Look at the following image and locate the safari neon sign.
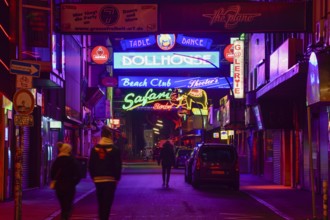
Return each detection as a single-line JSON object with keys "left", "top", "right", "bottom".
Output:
{"left": 122, "top": 88, "right": 208, "bottom": 112}
{"left": 122, "top": 89, "right": 172, "bottom": 110}
{"left": 113, "top": 51, "right": 220, "bottom": 69}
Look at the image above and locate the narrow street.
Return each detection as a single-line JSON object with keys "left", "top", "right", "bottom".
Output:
{"left": 55, "top": 161, "right": 285, "bottom": 220}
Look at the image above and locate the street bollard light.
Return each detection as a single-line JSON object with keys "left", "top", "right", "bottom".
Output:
{"left": 323, "top": 180, "right": 328, "bottom": 220}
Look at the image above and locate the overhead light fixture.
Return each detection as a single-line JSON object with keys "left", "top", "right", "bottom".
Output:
{"left": 156, "top": 123, "right": 163, "bottom": 127}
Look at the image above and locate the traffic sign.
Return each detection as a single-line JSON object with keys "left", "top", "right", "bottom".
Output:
{"left": 10, "top": 60, "right": 40, "bottom": 77}
{"left": 13, "top": 89, "right": 35, "bottom": 115}
{"left": 14, "top": 115, "right": 34, "bottom": 127}
{"left": 16, "top": 75, "right": 33, "bottom": 89}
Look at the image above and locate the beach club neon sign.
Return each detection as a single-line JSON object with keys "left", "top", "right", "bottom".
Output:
{"left": 113, "top": 51, "right": 220, "bottom": 69}
{"left": 118, "top": 76, "right": 233, "bottom": 89}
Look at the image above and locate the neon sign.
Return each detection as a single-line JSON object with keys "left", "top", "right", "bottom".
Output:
{"left": 122, "top": 88, "right": 172, "bottom": 110}
{"left": 91, "top": 46, "right": 109, "bottom": 64}
{"left": 122, "top": 88, "right": 209, "bottom": 112}
{"left": 120, "top": 35, "right": 156, "bottom": 50}
{"left": 118, "top": 76, "right": 232, "bottom": 89}
{"left": 113, "top": 51, "right": 220, "bottom": 69}
{"left": 176, "top": 34, "right": 213, "bottom": 49}
{"left": 233, "top": 40, "right": 244, "bottom": 98}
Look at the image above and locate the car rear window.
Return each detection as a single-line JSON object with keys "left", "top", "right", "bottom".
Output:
{"left": 178, "top": 150, "right": 192, "bottom": 156}
{"left": 200, "top": 147, "right": 236, "bottom": 163}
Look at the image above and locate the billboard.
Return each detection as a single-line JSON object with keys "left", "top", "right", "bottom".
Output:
{"left": 60, "top": 4, "right": 157, "bottom": 33}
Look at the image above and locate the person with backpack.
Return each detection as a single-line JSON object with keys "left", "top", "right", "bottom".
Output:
{"left": 89, "top": 125, "right": 122, "bottom": 220}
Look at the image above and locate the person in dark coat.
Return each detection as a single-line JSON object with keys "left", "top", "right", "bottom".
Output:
{"left": 89, "top": 125, "right": 122, "bottom": 220}
{"left": 51, "top": 143, "right": 82, "bottom": 220}
{"left": 159, "top": 140, "right": 175, "bottom": 188}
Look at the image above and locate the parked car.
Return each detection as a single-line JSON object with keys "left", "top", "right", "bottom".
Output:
{"left": 174, "top": 148, "right": 192, "bottom": 168}
{"left": 190, "top": 143, "right": 239, "bottom": 190}
{"left": 184, "top": 147, "right": 199, "bottom": 183}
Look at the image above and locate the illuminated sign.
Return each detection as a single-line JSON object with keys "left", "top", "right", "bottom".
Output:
{"left": 113, "top": 51, "right": 220, "bottom": 69}
{"left": 122, "top": 88, "right": 172, "bottom": 110}
{"left": 50, "top": 120, "right": 62, "bottom": 129}
{"left": 233, "top": 40, "right": 244, "bottom": 98}
{"left": 118, "top": 76, "right": 233, "bottom": 89}
{"left": 157, "top": 34, "right": 176, "bottom": 50}
{"left": 91, "top": 46, "right": 109, "bottom": 64}
{"left": 120, "top": 35, "right": 156, "bottom": 50}
{"left": 122, "top": 88, "right": 208, "bottom": 111}
{"left": 224, "top": 44, "right": 234, "bottom": 63}
{"left": 176, "top": 34, "right": 213, "bottom": 49}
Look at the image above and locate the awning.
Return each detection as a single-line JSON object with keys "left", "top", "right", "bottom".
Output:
{"left": 256, "top": 62, "right": 308, "bottom": 100}
{"left": 33, "top": 72, "right": 64, "bottom": 88}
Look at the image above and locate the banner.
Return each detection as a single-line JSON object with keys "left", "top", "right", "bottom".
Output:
{"left": 60, "top": 4, "right": 157, "bottom": 33}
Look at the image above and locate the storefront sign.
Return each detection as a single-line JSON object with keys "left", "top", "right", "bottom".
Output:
{"left": 224, "top": 44, "right": 234, "bottom": 63}
{"left": 159, "top": 2, "right": 308, "bottom": 33}
{"left": 60, "top": 4, "right": 157, "bottom": 33}
{"left": 122, "top": 88, "right": 172, "bottom": 110}
{"left": 25, "top": 9, "right": 49, "bottom": 47}
{"left": 233, "top": 40, "right": 244, "bottom": 98}
{"left": 120, "top": 35, "right": 156, "bottom": 50}
{"left": 91, "top": 46, "right": 109, "bottom": 64}
{"left": 113, "top": 51, "right": 220, "bottom": 69}
{"left": 118, "top": 76, "right": 232, "bottom": 89}
{"left": 176, "top": 34, "right": 213, "bottom": 49}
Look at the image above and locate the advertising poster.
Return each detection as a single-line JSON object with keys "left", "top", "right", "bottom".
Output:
{"left": 60, "top": 4, "right": 157, "bottom": 33}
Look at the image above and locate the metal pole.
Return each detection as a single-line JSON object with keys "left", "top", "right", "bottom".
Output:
{"left": 14, "top": 126, "right": 23, "bottom": 220}
{"left": 307, "top": 106, "right": 316, "bottom": 219}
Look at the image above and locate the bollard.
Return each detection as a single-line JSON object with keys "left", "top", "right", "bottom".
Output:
{"left": 323, "top": 180, "right": 328, "bottom": 220}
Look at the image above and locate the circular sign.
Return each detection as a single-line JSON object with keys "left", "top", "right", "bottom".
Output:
{"left": 13, "top": 89, "right": 35, "bottom": 115}
{"left": 157, "top": 34, "right": 176, "bottom": 50}
{"left": 224, "top": 44, "right": 234, "bottom": 63}
{"left": 91, "top": 46, "right": 110, "bottom": 64}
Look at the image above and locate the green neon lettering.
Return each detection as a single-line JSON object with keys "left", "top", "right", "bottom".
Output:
{"left": 122, "top": 88, "right": 172, "bottom": 110}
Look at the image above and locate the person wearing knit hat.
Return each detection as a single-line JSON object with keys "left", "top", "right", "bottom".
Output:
{"left": 50, "top": 142, "right": 82, "bottom": 220}
{"left": 89, "top": 125, "right": 122, "bottom": 220}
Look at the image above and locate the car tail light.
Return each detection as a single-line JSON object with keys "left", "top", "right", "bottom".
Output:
{"left": 196, "top": 157, "right": 201, "bottom": 170}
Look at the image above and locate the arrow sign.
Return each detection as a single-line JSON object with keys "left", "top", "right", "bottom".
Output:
{"left": 10, "top": 60, "right": 40, "bottom": 77}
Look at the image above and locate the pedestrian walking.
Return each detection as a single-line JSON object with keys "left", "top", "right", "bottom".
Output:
{"left": 50, "top": 142, "right": 82, "bottom": 220}
{"left": 159, "top": 140, "right": 175, "bottom": 188}
{"left": 89, "top": 125, "right": 122, "bottom": 220}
